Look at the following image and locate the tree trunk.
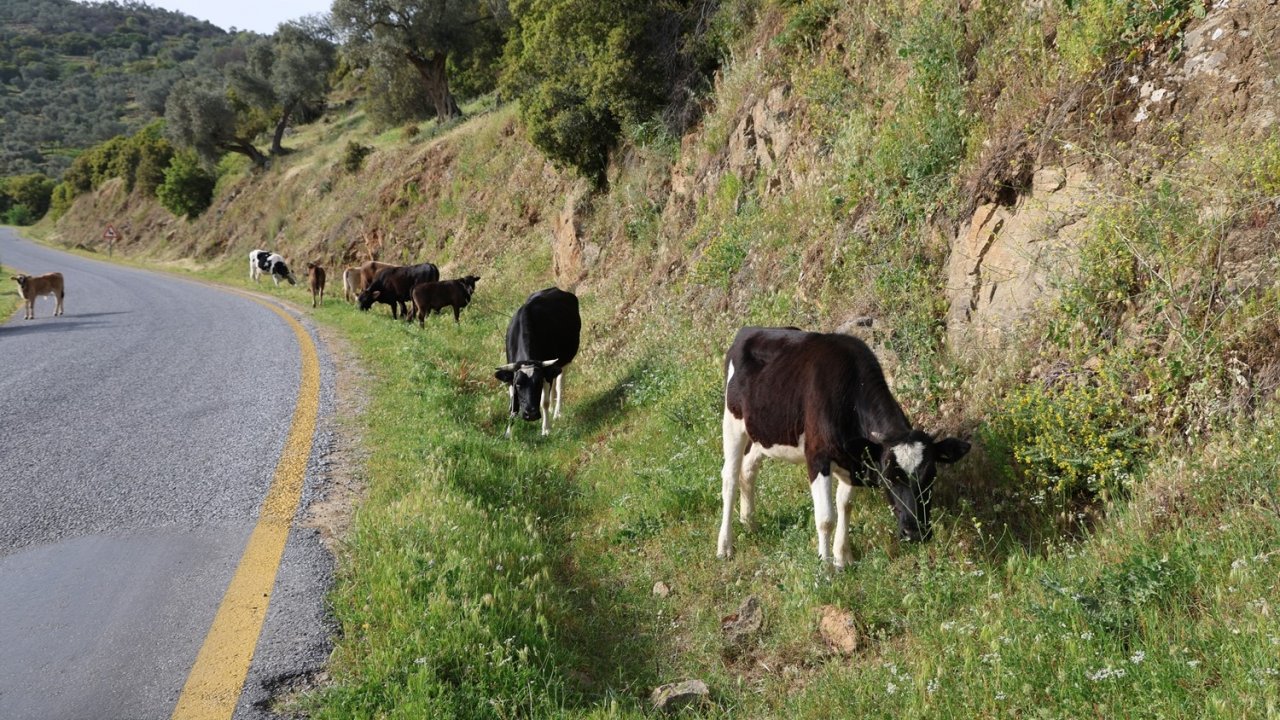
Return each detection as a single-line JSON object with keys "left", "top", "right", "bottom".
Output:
{"left": 223, "top": 139, "right": 268, "bottom": 168}
{"left": 407, "top": 51, "right": 462, "bottom": 122}
{"left": 271, "top": 101, "right": 296, "bottom": 156}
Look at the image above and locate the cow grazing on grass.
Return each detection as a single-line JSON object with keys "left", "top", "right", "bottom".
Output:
{"left": 357, "top": 262, "right": 439, "bottom": 319}
{"left": 342, "top": 267, "right": 364, "bottom": 303}
{"left": 494, "top": 287, "right": 580, "bottom": 436}
{"left": 408, "top": 275, "right": 479, "bottom": 326}
{"left": 10, "top": 273, "right": 64, "bottom": 320}
{"left": 358, "top": 260, "right": 398, "bottom": 288}
{"left": 307, "top": 263, "right": 326, "bottom": 307}
{"left": 249, "top": 250, "right": 297, "bottom": 286}
{"left": 717, "top": 326, "right": 970, "bottom": 568}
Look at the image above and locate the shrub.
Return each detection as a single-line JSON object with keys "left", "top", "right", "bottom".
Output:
{"left": 984, "top": 372, "right": 1145, "bottom": 503}
{"left": 156, "top": 152, "right": 215, "bottom": 219}
{"left": 48, "top": 182, "right": 76, "bottom": 221}
{"left": 341, "top": 141, "right": 373, "bottom": 173}
{"left": 3, "top": 204, "right": 34, "bottom": 226}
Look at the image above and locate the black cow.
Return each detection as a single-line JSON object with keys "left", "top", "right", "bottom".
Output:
{"left": 717, "top": 326, "right": 969, "bottom": 568}
{"left": 357, "top": 262, "right": 440, "bottom": 319}
{"left": 407, "top": 275, "right": 479, "bottom": 326}
{"left": 494, "top": 287, "right": 580, "bottom": 436}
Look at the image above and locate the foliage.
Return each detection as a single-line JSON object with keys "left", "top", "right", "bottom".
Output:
{"left": 0, "top": 173, "right": 55, "bottom": 224}
{"left": 155, "top": 151, "right": 215, "bottom": 218}
{"left": 501, "top": 0, "right": 665, "bottom": 185}
{"left": 1058, "top": 0, "right": 1206, "bottom": 75}
{"left": 331, "top": 0, "right": 510, "bottom": 121}
{"left": 986, "top": 373, "right": 1145, "bottom": 501}
{"left": 63, "top": 120, "right": 175, "bottom": 195}
{"left": 341, "top": 141, "right": 373, "bottom": 173}
{"left": 227, "top": 22, "right": 337, "bottom": 154}
{"left": 164, "top": 78, "right": 268, "bottom": 167}
{"left": 0, "top": 0, "right": 233, "bottom": 177}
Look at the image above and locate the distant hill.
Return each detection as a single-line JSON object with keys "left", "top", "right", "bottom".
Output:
{"left": 0, "top": 0, "right": 241, "bottom": 177}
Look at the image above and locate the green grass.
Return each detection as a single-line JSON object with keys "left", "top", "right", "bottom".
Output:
{"left": 0, "top": 264, "right": 21, "bottom": 319}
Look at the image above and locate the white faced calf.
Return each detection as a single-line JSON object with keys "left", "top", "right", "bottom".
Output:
{"left": 718, "top": 326, "right": 969, "bottom": 568}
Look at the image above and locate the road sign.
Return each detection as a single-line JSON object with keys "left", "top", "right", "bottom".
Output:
{"left": 103, "top": 224, "right": 118, "bottom": 240}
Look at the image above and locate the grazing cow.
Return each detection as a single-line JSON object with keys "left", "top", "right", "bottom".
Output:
{"left": 344, "top": 260, "right": 398, "bottom": 304}
{"left": 407, "top": 275, "right": 479, "bottom": 326}
{"left": 717, "top": 326, "right": 970, "bottom": 568}
{"left": 307, "top": 263, "right": 326, "bottom": 308}
{"left": 494, "top": 287, "right": 580, "bottom": 436}
{"left": 342, "top": 267, "right": 364, "bottom": 303}
{"left": 249, "top": 250, "right": 297, "bottom": 286}
{"left": 10, "top": 273, "right": 65, "bottom": 320}
{"left": 357, "top": 260, "right": 399, "bottom": 288}
{"left": 357, "top": 262, "right": 439, "bottom": 319}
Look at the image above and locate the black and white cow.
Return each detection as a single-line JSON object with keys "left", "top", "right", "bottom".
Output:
{"left": 494, "top": 287, "right": 580, "bottom": 436}
{"left": 718, "top": 326, "right": 970, "bottom": 568}
{"left": 249, "top": 250, "right": 297, "bottom": 286}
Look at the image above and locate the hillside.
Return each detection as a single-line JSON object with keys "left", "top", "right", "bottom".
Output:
{"left": 0, "top": 0, "right": 234, "bottom": 177}
{"left": 41, "top": 0, "right": 1280, "bottom": 717}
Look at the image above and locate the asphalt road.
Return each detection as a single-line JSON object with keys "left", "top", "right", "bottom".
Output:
{"left": 0, "top": 230, "right": 336, "bottom": 719}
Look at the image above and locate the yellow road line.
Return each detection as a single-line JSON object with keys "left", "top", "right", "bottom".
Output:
{"left": 171, "top": 296, "right": 321, "bottom": 720}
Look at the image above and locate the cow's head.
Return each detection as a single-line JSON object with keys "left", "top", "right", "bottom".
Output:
{"left": 273, "top": 261, "right": 297, "bottom": 285}
{"left": 495, "top": 358, "right": 559, "bottom": 422}
{"left": 10, "top": 275, "right": 29, "bottom": 294}
{"left": 876, "top": 430, "right": 970, "bottom": 542}
{"left": 356, "top": 287, "right": 379, "bottom": 311}
{"left": 461, "top": 275, "right": 480, "bottom": 293}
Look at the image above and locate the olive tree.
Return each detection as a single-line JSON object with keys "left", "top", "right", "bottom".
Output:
{"left": 331, "top": 0, "right": 508, "bottom": 122}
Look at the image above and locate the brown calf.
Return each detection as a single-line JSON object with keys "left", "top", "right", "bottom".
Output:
{"left": 408, "top": 275, "right": 479, "bottom": 326}
{"left": 307, "top": 263, "right": 326, "bottom": 308}
{"left": 10, "top": 273, "right": 65, "bottom": 320}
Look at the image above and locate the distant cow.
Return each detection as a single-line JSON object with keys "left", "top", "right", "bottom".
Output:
{"left": 357, "top": 262, "right": 439, "bottom": 319}
{"left": 344, "top": 260, "right": 398, "bottom": 304}
{"left": 10, "top": 273, "right": 64, "bottom": 320}
{"left": 307, "top": 263, "right": 326, "bottom": 308}
{"left": 249, "top": 250, "right": 297, "bottom": 286}
{"left": 341, "top": 267, "right": 363, "bottom": 303}
{"left": 494, "top": 287, "right": 580, "bottom": 436}
{"left": 407, "top": 275, "right": 479, "bottom": 326}
{"left": 717, "top": 326, "right": 970, "bottom": 568}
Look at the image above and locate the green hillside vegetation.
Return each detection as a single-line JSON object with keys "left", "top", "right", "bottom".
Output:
{"left": 0, "top": 0, "right": 236, "bottom": 178}
{"left": 31, "top": 0, "right": 1280, "bottom": 717}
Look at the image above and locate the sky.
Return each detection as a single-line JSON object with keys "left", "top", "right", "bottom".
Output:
{"left": 105, "top": 0, "right": 334, "bottom": 35}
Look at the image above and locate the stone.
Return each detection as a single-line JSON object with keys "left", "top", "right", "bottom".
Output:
{"left": 650, "top": 679, "right": 709, "bottom": 714}
{"left": 721, "top": 595, "right": 764, "bottom": 646}
{"left": 653, "top": 581, "right": 671, "bottom": 598}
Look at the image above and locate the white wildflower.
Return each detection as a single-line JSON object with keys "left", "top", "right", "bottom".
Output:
{"left": 1188, "top": 660, "right": 1202, "bottom": 668}
{"left": 1130, "top": 650, "right": 1146, "bottom": 665}
{"left": 1080, "top": 631, "right": 1094, "bottom": 641}
{"left": 886, "top": 681, "right": 898, "bottom": 695}
{"left": 1088, "top": 666, "right": 1127, "bottom": 682}
{"left": 927, "top": 679, "right": 940, "bottom": 694}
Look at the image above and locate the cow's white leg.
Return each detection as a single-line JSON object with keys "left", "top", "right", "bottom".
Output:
{"left": 833, "top": 479, "right": 854, "bottom": 569}
{"left": 552, "top": 370, "right": 565, "bottom": 420}
{"left": 540, "top": 381, "right": 550, "bottom": 430}
{"left": 739, "top": 442, "right": 765, "bottom": 531}
{"left": 719, "top": 408, "right": 750, "bottom": 559}
{"left": 811, "top": 473, "right": 834, "bottom": 564}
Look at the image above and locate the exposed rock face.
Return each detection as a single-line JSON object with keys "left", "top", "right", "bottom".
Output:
{"left": 946, "top": 165, "right": 1094, "bottom": 356}
{"left": 727, "top": 85, "right": 793, "bottom": 184}
{"left": 552, "top": 187, "right": 597, "bottom": 287}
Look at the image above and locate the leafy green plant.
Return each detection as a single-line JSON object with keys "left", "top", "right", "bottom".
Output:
{"left": 156, "top": 151, "right": 215, "bottom": 219}
{"left": 340, "top": 141, "right": 373, "bottom": 174}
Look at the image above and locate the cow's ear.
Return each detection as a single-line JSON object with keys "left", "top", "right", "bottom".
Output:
{"left": 934, "top": 437, "right": 971, "bottom": 464}
{"left": 495, "top": 368, "right": 515, "bottom": 384}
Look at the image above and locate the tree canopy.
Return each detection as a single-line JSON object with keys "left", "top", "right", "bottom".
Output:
{"left": 331, "top": 0, "right": 509, "bottom": 122}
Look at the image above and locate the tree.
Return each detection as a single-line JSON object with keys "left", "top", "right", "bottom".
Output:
{"left": 156, "top": 151, "right": 216, "bottom": 218}
{"left": 331, "top": 0, "right": 509, "bottom": 122}
{"left": 501, "top": 0, "right": 663, "bottom": 186}
{"left": 164, "top": 78, "right": 269, "bottom": 167}
{"left": 228, "top": 19, "right": 337, "bottom": 155}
